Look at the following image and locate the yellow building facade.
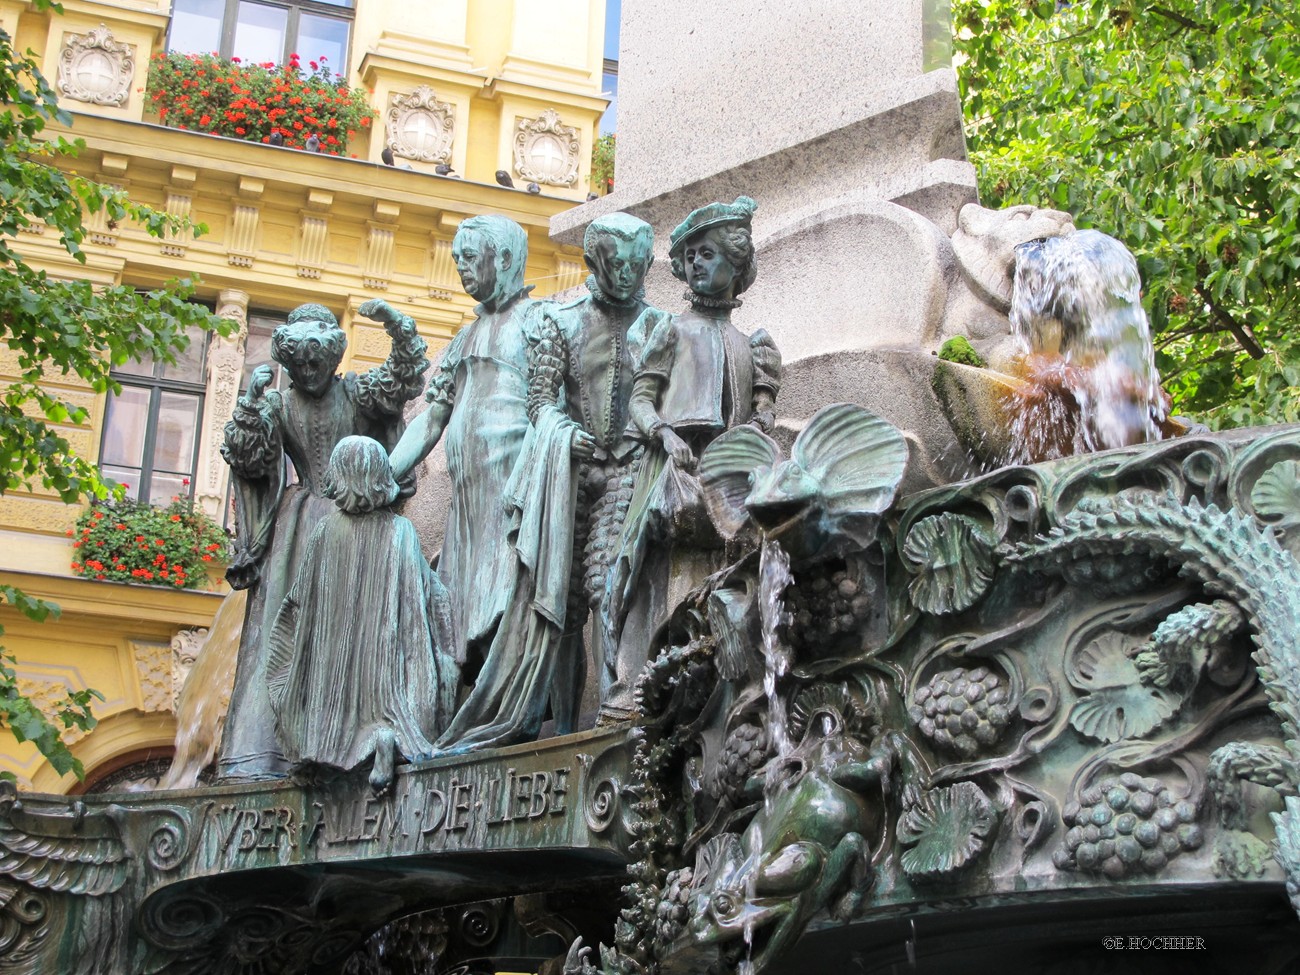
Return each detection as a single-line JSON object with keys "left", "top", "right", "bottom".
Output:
{"left": 0, "top": 0, "right": 605, "bottom": 791}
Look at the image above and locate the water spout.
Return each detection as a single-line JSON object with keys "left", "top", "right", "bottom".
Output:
{"left": 1005, "top": 229, "right": 1166, "bottom": 461}
{"left": 758, "top": 538, "right": 794, "bottom": 764}
{"left": 160, "top": 589, "right": 245, "bottom": 790}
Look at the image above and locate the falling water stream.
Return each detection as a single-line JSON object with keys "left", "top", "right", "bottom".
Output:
{"left": 160, "top": 588, "right": 245, "bottom": 790}
{"left": 757, "top": 537, "right": 795, "bottom": 763}
{"left": 745, "top": 536, "right": 799, "bottom": 974}
{"left": 1004, "top": 229, "right": 1166, "bottom": 462}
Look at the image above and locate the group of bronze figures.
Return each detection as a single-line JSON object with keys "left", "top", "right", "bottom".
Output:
{"left": 6, "top": 189, "right": 1300, "bottom": 974}
{"left": 219, "top": 198, "right": 781, "bottom": 791}
{"left": 202, "top": 193, "right": 1300, "bottom": 975}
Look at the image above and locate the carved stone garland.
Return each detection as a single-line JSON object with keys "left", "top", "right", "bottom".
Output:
{"left": 513, "top": 109, "right": 581, "bottom": 187}
{"left": 386, "top": 86, "right": 455, "bottom": 164}
{"left": 193, "top": 290, "right": 248, "bottom": 519}
{"left": 57, "top": 24, "right": 134, "bottom": 108}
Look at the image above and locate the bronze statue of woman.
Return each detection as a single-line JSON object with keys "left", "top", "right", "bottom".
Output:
{"left": 219, "top": 300, "right": 427, "bottom": 780}
{"left": 389, "top": 216, "right": 543, "bottom": 684}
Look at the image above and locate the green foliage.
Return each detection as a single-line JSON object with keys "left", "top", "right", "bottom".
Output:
{"left": 2, "top": 27, "right": 232, "bottom": 504}
{"left": 953, "top": 0, "right": 1300, "bottom": 427}
{"left": 592, "top": 132, "right": 616, "bottom": 193}
{"left": 2, "top": 9, "right": 230, "bottom": 779}
{"left": 0, "top": 586, "right": 101, "bottom": 781}
{"left": 70, "top": 496, "right": 228, "bottom": 589}
{"left": 145, "top": 51, "right": 377, "bottom": 153}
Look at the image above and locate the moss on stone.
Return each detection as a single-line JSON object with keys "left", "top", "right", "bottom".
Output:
{"left": 938, "top": 336, "right": 987, "bottom": 369}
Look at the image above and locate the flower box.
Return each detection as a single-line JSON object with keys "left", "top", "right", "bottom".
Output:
{"left": 69, "top": 496, "right": 229, "bottom": 590}
{"left": 145, "top": 52, "right": 376, "bottom": 155}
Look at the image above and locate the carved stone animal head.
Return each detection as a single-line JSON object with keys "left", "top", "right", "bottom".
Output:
{"left": 951, "top": 203, "right": 1075, "bottom": 313}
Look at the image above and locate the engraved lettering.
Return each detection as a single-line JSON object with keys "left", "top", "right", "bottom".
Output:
{"left": 256, "top": 808, "right": 277, "bottom": 850}
{"left": 513, "top": 771, "right": 534, "bottom": 820}
{"left": 327, "top": 797, "right": 356, "bottom": 845}
{"left": 360, "top": 798, "right": 383, "bottom": 841}
{"left": 274, "top": 807, "right": 295, "bottom": 848}
{"left": 219, "top": 804, "right": 243, "bottom": 854}
{"left": 529, "top": 772, "right": 550, "bottom": 818}
{"left": 236, "top": 810, "right": 261, "bottom": 852}
{"left": 446, "top": 781, "right": 472, "bottom": 832}
{"left": 304, "top": 803, "right": 327, "bottom": 847}
{"left": 421, "top": 788, "right": 447, "bottom": 835}
{"left": 483, "top": 776, "right": 504, "bottom": 825}
{"left": 502, "top": 769, "right": 517, "bottom": 823}
{"left": 220, "top": 754, "right": 605, "bottom": 861}
{"left": 550, "top": 767, "right": 570, "bottom": 814}
{"left": 388, "top": 789, "right": 412, "bottom": 838}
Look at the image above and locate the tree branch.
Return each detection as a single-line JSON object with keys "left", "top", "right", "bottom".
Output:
{"left": 1148, "top": 5, "right": 1216, "bottom": 33}
{"left": 1194, "top": 283, "right": 1265, "bottom": 359}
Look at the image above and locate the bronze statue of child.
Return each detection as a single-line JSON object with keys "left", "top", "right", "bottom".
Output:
{"left": 602, "top": 196, "right": 782, "bottom": 720}
{"left": 266, "top": 435, "right": 456, "bottom": 794}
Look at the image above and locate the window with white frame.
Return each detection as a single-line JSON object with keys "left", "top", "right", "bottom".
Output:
{"left": 99, "top": 326, "right": 209, "bottom": 505}
{"left": 168, "top": 0, "right": 353, "bottom": 71}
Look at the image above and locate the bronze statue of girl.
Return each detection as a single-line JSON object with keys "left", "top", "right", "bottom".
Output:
{"left": 266, "top": 436, "right": 456, "bottom": 794}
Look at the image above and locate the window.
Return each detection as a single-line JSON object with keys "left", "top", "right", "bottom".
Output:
{"left": 224, "top": 310, "right": 292, "bottom": 531}
{"left": 168, "top": 0, "right": 353, "bottom": 70}
{"left": 100, "top": 326, "right": 209, "bottom": 505}
{"left": 239, "top": 310, "right": 290, "bottom": 392}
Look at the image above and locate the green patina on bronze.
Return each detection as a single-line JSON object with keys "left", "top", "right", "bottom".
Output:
{"left": 7, "top": 199, "right": 1300, "bottom": 975}
{"left": 219, "top": 300, "right": 429, "bottom": 782}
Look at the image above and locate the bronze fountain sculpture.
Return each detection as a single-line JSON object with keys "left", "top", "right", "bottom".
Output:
{"left": 3, "top": 187, "right": 1300, "bottom": 975}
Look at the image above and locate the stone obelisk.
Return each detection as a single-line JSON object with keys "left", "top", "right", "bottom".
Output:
{"left": 552, "top": 0, "right": 985, "bottom": 487}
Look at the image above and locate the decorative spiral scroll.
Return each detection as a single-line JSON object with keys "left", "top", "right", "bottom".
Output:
{"left": 144, "top": 805, "right": 201, "bottom": 873}
{"left": 280, "top": 925, "right": 316, "bottom": 950}
{"left": 584, "top": 777, "right": 619, "bottom": 833}
{"left": 0, "top": 915, "right": 24, "bottom": 957}
{"left": 1001, "top": 483, "right": 1040, "bottom": 528}
{"left": 147, "top": 823, "right": 185, "bottom": 872}
{"left": 1181, "top": 447, "right": 1227, "bottom": 495}
{"left": 1015, "top": 800, "right": 1051, "bottom": 849}
{"left": 310, "top": 929, "right": 363, "bottom": 965}
{"left": 457, "top": 902, "right": 500, "bottom": 947}
{"left": 10, "top": 893, "right": 46, "bottom": 926}
{"left": 227, "top": 907, "right": 286, "bottom": 948}
{"left": 140, "top": 890, "right": 223, "bottom": 950}
{"left": 0, "top": 890, "right": 48, "bottom": 957}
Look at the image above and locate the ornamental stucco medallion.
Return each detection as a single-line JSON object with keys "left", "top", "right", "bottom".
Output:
{"left": 58, "top": 24, "right": 134, "bottom": 107}
{"left": 386, "top": 86, "right": 455, "bottom": 163}
{"left": 513, "top": 109, "right": 581, "bottom": 187}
